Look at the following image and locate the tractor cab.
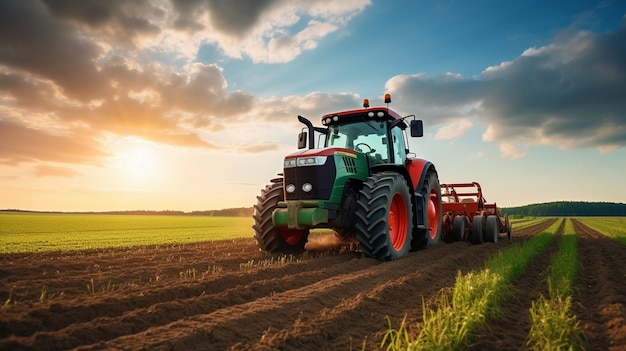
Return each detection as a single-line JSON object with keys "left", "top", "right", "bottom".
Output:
{"left": 323, "top": 109, "right": 407, "bottom": 166}
{"left": 297, "top": 95, "right": 424, "bottom": 168}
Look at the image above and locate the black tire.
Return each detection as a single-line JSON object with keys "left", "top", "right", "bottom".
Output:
{"left": 470, "top": 215, "right": 484, "bottom": 244}
{"left": 411, "top": 170, "right": 442, "bottom": 250}
{"left": 452, "top": 215, "right": 466, "bottom": 242}
{"left": 252, "top": 182, "right": 308, "bottom": 254}
{"left": 355, "top": 172, "right": 413, "bottom": 261}
{"left": 485, "top": 215, "right": 498, "bottom": 243}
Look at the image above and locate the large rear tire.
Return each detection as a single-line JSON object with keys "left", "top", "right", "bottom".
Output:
{"left": 253, "top": 182, "right": 308, "bottom": 254}
{"left": 470, "top": 215, "right": 484, "bottom": 244}
{"left": 485, "top": 215, "right": 498, "bottom": 243}
{"left": 411, "top": 170, "right": 442, "bottom": 250}
{"left": 355, "top": 172, "right": 413, "bottom": 261}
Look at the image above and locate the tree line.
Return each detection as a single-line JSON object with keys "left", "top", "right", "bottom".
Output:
{"left": 501, "top": 201, "right": 626, "bottom": 217}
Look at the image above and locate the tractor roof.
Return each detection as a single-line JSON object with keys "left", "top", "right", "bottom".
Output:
{"left": 320, "top": 107, "right": 403, "bottom": 126}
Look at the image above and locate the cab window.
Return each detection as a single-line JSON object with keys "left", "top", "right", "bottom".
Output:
{"left": 326, "top": 122, "right": 390, "bottom": 163}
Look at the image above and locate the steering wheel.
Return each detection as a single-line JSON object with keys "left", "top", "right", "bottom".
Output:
{"left": 355, "top": 143, "right": 374, "bottom": 153}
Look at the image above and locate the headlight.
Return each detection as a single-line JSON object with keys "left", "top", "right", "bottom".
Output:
{"left": 302, "top": 183, "right": 313, "bottom": 192}
{"left": 296, "top": 156, "right": 327, "bottom": 167}
{"left": 286, "top": 184, "right": 296, "bottom": 193}
{"left": 284, "top": 158, "right": 297, "bottom": 168}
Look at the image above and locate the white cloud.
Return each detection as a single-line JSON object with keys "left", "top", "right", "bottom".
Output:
{"left": 434, "top": 118, "right": 473, "bottom": 140}
{"left": 387, "top": 19, "right": 626, "bottom": 158}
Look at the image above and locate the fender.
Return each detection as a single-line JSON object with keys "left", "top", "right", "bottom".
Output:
{"left": 405, "top": 158, "right": 437, "bottom": 229}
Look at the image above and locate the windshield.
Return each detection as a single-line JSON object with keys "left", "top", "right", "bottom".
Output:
{"left": 326, "top": 121, "right": 391, "bottom": 163}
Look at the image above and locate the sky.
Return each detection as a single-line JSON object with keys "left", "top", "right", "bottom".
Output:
{"left": 1, "top": 0, "right": 625, "bottom": 212}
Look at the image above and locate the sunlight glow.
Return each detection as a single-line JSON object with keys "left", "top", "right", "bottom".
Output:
{"left": 112, "top": 138, "right": 161, "bottom": 181}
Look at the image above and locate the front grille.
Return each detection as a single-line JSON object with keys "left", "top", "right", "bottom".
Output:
{"left": 342, "top": 156, "right": 357, "bottom": 174}
{"left": 283, "top": 157, "right": 336, "bottom": 200}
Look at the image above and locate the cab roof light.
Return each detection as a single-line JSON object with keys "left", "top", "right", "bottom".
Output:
{"left": 362, "top": 98, "right": 370, "bottom": 108}
{"left": 384, "top": 93, "right": 391, "bottom": 104}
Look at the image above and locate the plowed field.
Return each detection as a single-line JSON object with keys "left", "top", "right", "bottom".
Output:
{"left": 1, "top": 219, "right": 624, "bottom": 350}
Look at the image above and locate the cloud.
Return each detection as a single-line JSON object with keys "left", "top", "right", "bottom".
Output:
{"left": 235, "top": 141, "right": 281, "bottom": 154}
{"left": 33, "top": 165, "right": 82, "bottom": 177}
{"left": 434, "top": 118, "right": 473, "bottom": 140}
{"left": 386, "top": 19, "right": 626, "bottom": 157}
{"left": 41, "top": 0, "right": 163, "bottom": 48}
{"left": 0, "top": 0, "right": 107, "bottom": 101}
{"left": 168, "top": 0, "right": 371, "bottom": 63}
{"left": 0, "top": 0, "right": 370, "bottom": 172}
{"left": 0, "top": 119, "right": 107, "bottom": 165}
{"left": 256, "top": 92, "right": 362, "bottom": 123}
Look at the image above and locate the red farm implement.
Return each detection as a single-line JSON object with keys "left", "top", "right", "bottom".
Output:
{"left": 440, "top": 182, "right": 512, "bottom": 244}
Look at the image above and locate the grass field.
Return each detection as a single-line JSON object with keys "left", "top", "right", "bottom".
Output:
{"left": 0, "top": 212, "right": 254, "bottom": 254}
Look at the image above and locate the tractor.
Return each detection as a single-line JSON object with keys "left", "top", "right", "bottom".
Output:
{"left": 252, "top": 94, "right": 442, "bottom": 261}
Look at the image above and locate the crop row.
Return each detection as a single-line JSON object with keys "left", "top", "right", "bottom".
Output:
{"left": 527, "top": 219, "right": 584, "bottom": 350}
{"left": 381, "top": 216, "right": 626, "bottom": 350}
{"left": 382, "top": 220, "right": 561, "bottom": 350}
{"left": 508, "top": 217, "right": 551, "bottom": 230}
{"left": 576, "top": 217, "right": 626, "bottom": 245}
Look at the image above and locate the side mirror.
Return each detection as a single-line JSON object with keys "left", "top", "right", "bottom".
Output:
{"left": 410, "top": 120, "right": 423, "bottom": 137}
{"left": 297, "top": 131, "right": 307, "bottom": 149}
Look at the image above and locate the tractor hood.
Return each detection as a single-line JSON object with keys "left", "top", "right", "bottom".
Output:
{"left": 282, "top": 147, "right": 368, "bottom": 203}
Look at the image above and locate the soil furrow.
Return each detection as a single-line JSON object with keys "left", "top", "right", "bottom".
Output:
{"left": 240, "top": 239, "right": 515, "bottom": 351}
{"left": 572, "top": 219, "right": 626, "bottom": 351}
{"left": 466, "top": 218, "right": 563, "bottom": 350}
{"left": 0, "top": 244, "right": 352, "bottom": 336}
{"left": 73, "top": 225, "right": 543, "bottom": 351}
{"left": 0, "top": 252, "right": 366, "bottom": 342}
{"left": 0, "top": 218, "right": 582, "bottom": 351}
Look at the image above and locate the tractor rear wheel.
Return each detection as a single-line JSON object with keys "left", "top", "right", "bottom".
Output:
{"left": 354, "top": 172, "right": 413, "bottom": 261}
{"left": 471, "top": 215, "right": 485, "bottom": 244}
{"left": 485, "top": 215, "right": 498, "bottom": 243}
{"left": 452, "top": 215, "right": 466, "bottom": 242}
{"left": 253, "top": 182, "right": 308, "bottom": 254}
{"left": 410, "top": 170, "right": 442, "bottom": 250}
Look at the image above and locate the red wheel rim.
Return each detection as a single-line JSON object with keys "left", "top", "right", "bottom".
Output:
{"left": 389, "top": 192, "right": 408, "bottom": 250}
{"left": 428, "top": 191, "right": 440, "bottom": 239}
{"left": 280, "top": 228, "right": 305, "bottom": 245}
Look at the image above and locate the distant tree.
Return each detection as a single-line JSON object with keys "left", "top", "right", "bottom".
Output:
{"left": 502, "top": 201, "right": 626, "bottom": 216}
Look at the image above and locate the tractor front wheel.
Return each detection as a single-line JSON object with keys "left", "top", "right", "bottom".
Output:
{"left": 355, "top": 172, "right": 413, "bottom": 261}
{"left": 253, "top": 182, "right": 308, "bottom": 254}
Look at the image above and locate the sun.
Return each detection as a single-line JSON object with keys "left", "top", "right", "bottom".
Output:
{"left": 114, "top": 139, "right": 160, "bottom": 180}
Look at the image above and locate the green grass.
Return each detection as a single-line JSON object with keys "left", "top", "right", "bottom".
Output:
{"left": 510, "top": 217, "right": 554, "bottom": 230}
{"left": 381, "top": 219, "right": 561, "bottom": 351}
{"left": 0, "top": 212, "right": 253, "bottom": 254}
{"left": 527, "top": 218, "right": 584, "bottom": 350}
{"left": 576, "top": 217, "right": 626, "bottom": 245}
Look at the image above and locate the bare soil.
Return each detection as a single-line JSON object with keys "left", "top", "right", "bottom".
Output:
{"left": 0, "top": 219, "right": 624, "bottom": 351}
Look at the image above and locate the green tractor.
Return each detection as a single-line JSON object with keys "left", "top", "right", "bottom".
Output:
{"left": 253, "top": 95, "right": 442, "bottom": 260}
